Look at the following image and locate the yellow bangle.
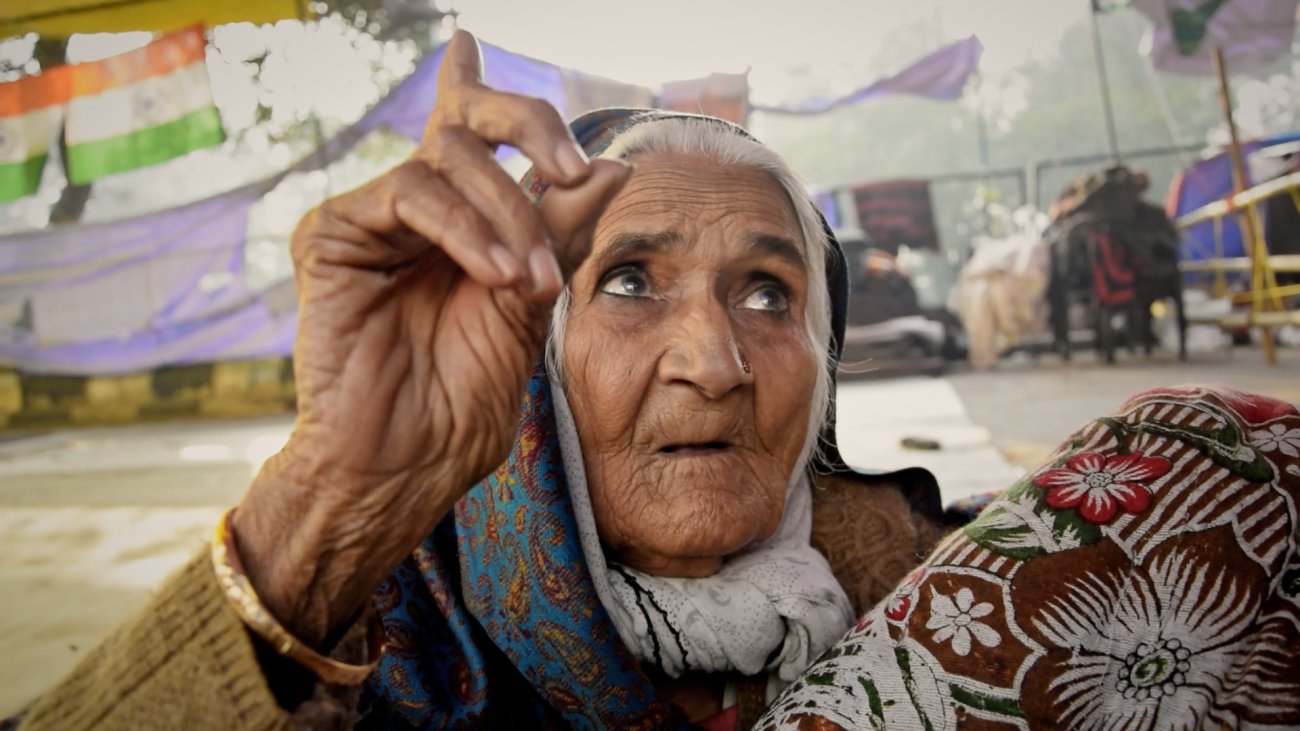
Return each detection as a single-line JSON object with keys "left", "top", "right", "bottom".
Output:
{"left": 211, "top": 507, "right": 384, "bottom": 686}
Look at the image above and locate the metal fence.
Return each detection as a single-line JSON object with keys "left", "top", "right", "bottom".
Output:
{"left": 1028, "top": 144, "right": 1204, "bottom": 211}
{"left": 875, "top": 147, "right": 1207, "bottom": 310}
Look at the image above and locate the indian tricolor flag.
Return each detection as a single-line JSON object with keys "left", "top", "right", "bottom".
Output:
{"left": 0, "top": 67, "right": 69, "bottom": 201}
{"left": 65, "top": 25, "right": 224, "bottom": 185}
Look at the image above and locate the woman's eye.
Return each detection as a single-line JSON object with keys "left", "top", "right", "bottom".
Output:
{"left": 599, "top": 267, "right": 652, "bottom": 298}
{"left": 740, "top": 283, "right": 790, "bottom": 312}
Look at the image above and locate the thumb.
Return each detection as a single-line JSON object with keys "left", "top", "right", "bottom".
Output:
{"left": 540, "top": 159, "right": 633, "bottom": 277}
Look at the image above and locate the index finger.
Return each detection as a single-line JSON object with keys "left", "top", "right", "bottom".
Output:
{"left": 438, "top": 29, "right": 484, "bottom": 89}
{"left": 427, "top": 30, "right": 591, "bottom": 189}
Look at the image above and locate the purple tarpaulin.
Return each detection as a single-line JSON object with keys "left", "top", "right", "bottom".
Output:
{"left": 0, "top": 181, "right": 290, "bottom": 374}
{"left": 350, "top": 43, "right": 571, "bottom": 145}
{"left": 2, "top": 289, "right": 298, "bottom": 376}
{"left": 4, "top": 31, "right": 976, "bottom": 375}
{"left": 751, "top": 37, "right": 983, "bottom": 116}
{"left": 1132, "top": 0, "right": 1300, "bottom": 76}
{"left": 0, "top": 41, "right": 647, "bottom": 375}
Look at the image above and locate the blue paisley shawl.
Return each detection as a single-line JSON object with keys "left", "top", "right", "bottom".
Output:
{"left": 362, "top": 371, "right": 680, "bottom": 729}
{"left": 359, "top": 108, "right": 940, "bottom": 730}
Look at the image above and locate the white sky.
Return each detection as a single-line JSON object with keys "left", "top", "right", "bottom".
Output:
{"left": 455, "top": 0, "right": 1080, "bottom": 100}
{"left": 62, "top": 1, "right": 1082, "bottom": 101}
{"left": 44, "top": 0, "right": 1088, "bottom": 183}
{"left": 0, "top": 1, "right": 1090, "bottom": 231}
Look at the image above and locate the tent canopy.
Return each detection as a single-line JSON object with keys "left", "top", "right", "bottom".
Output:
{"left": 1, "top": 0, "right": 302, "bottom": 39}
{"left": 1131, "top": 0, "right": 1299, "bottom": 76}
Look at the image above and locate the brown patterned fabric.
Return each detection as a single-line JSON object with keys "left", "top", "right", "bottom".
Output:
{"left": 759, "top": 386, "right": 1300, "bottom": 730}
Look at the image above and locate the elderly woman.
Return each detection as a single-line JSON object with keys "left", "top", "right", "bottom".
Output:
{"left": 12, "top": 32, "right": 1300, "bottom": 731}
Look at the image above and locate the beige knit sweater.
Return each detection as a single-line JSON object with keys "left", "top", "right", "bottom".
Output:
{"left": 17, "top": 552, "right": 290, "bottom": 731}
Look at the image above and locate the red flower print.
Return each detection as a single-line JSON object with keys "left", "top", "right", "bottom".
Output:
{"left": 885, "top": 567, "right": 927, "bottom": 621}
{"left": 885, "top": 593, "right": 912, "bottom": 622}
{"left": 1214, "top": 387, "right": 1299, "bottom": 425}
{"left": 1032, "top": 452, "right": 1171, "bottom": 524}
{"left": 1132, "top": 386, "right": 1299, "bottom": 425}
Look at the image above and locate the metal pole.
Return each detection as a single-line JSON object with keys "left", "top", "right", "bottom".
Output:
{"left": 1212, "top": 46, "right": 1277, "bottom": 365}
{"left": 1030, "top": 160, "right": 1043, "bottom": 211}
{"left": 1086, "top": 0, "right": 1122, "bottom": 162}
{"left": 974, "top": 77, "right": 991, "bottom": 178}
{"left": 974, "top": 75, "right": 993, "bottom": 233}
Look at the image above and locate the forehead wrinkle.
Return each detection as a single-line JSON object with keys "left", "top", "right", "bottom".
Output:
{"left": 591, "top": 230, "right": 685, "bottom": 271}
{"left": 747, "top": 233, "right": 806, "bottom": 271}
{"left": 589, "top": 154, "right": 804, "bottom": 268}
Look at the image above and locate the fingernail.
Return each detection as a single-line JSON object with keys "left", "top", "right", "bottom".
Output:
{"left": 528, "top": 246, "right": 563, "bottom": 295}
{"left": 489, "top": 244, "right": 523, "bottom": 282}
{"left": 555, "top": 143, "right": 589, "bottom": 182}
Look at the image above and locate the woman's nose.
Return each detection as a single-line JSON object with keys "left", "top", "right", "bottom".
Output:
{"left": 655, "top": 300, "right": 752, "bottom": 399}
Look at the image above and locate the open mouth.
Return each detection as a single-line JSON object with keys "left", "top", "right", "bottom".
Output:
{"left": 660, "top": 441, "right": 730, "bottom": 455}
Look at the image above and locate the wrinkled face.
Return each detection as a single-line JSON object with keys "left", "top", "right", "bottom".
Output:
{"left": 562, "top": 152, "right": 820, "bottom": 578}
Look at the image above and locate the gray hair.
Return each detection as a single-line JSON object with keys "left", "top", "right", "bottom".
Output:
{"left": 545, "top": 116, "right": 834, "bottom": 474}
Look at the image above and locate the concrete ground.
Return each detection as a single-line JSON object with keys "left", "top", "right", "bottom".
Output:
{"left": 0, "top": 344, "right": 1295, "bottom": 716}
{"left": 0, "top": 418, "right": 290, "bottom": 716}
{"left": 945, "top": 346, "right": 1300, "bottom": 471}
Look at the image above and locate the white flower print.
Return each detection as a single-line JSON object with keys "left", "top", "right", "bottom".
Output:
{"left": 1249, "top": 422, "right": 1300, "bottom": 458}
{"left": 1116, "top": 638, "right": 1191, "bottom": 701}
{"left": 925, "top": 587, "right": 1000, "bottom": 656}
{"left": 759, "top": 637, "right": 958, "bottom": 731}
{"left": 1027, "top": 539, "right": 1299, "bottom": 728}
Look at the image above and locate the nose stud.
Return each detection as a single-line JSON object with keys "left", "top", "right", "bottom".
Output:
{"left": 740, "top": 357, "right": 751, "bottom": 374}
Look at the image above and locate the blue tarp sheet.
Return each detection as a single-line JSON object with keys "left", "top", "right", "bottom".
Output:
{"left": 1168, "top": 131, "right": 1300, "bottom": 263}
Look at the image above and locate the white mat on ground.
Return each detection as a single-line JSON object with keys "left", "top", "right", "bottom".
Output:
{"left": 834, "top": 377, "right": 1025, "bottom": 505}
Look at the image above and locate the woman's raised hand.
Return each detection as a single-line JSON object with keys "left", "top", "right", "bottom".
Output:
{"left": 233, "top": 30, "right": 631, "bottom": 645}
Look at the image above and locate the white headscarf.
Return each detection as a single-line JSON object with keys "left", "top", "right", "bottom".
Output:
{"left": 549, "top": 377, "right": 853, "bottom": 688}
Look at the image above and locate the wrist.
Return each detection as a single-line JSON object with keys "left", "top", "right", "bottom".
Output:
{"left": 231, "top": 438, "right": 469, "bottom": 646}
{"left": 233, "top": 449, "right": 387, "bottom": 646}
{"left": 232, "top": 463, "right": 344, "bottom": 646}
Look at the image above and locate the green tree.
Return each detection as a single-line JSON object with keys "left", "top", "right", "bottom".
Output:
{"left": 992, "top": 9, "right": 1226, "bottom": 204}
{"left": 758, "top": 7, "right": 1298, "bottom": 228}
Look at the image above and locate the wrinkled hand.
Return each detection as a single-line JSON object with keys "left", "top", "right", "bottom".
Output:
{"left": 233, "top": 30, "right": 631, "bottom": 645}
